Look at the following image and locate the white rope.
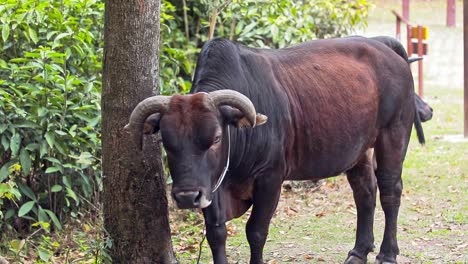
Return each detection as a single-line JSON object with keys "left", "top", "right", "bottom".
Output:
{"left": 212, "top": 126, "right": 230, "bottom": 193}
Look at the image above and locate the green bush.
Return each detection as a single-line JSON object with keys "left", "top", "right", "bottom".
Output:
{"left": 0, "top": 0, "right": 103, "bottom": 231}
{"left": 159, "top": 0, "right": 371, "bottom": 94}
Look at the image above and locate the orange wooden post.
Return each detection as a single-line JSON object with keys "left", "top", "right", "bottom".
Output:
{"left": 396, "top": 16, "right": 402, "bottom": 40}
{"left": 417, "top": 25, "right": 424, "bottom": 97}
{"left": 464, "top": 0, "right": 468, "bottom": 137}
{"left": 407, "top": 24, "right": 413, "bottom": 55}
{"left": 403, "top": 0, "right": 410, "bottom": 20}
{"left": 447, "top": 0, "right": 456, "bottom": 27}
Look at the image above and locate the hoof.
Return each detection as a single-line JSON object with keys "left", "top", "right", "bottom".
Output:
{"left": 344, "top": 255, "right": 367, "bottom": 264}
{"left": 375, "top": 255, "right": 397, "bottom": 264}
{"left": 375, "top": 260, "right": 397, "bottom": 264}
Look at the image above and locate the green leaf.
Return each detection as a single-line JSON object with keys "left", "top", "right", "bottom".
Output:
{"left": 10, "top": 133, "right": 21, "bottom": 156}
{"left": 271, "top": 24, "right": 279, "bottom": 38}
{"left": 40, "top": 141, "right": 48, "bottom": 158}
{"left": 38, "top": 248, "right": 52, "bottom": 261}
{"left": 69, "top": 124, "right": 77, "bottom": 137}
{"left": 20, "top": 149, "right": 31, "bottom": 175}
{"left": 28, "top": 28, "right": 38, "bottom": 44}
{"left": 44, "top": 157, "right": 61, "bottom": 164}
{"left": 25, "top": 143, "right": 40, "bottom": 151}
{"left": 9, "top": 58, "right": 29, "bottom": 63}
{"left": 51, "top": 185, "right": 62, "bottom": 192}
{"left": 15, "top": 121, "right": 38, "bottom": 128}
{"left": 44, "top": 209, "right": 62, "bottom": 230}
{"left": 5, "top": 208, "right": 15, "bottom": 220}
{"left": 10, "top": 188, "right": 21, "bottom": 200}
{"left": 45, "top": 167, "right": 60, "bottom": 174}
{"left": 0, "top": 183, "right": 9, "bottom": 194}
{"left": 76, "top": 151, "right": 93, "bottom": 165}
{"left": 24, "top": 52, "right": 41, "bottom": 58}
{"left": 66, "top": 187, "right": 79, "bottom": 205}
{"left": 2, "top": 24, "right": 9, "bottom": 42}
{"left": 38, "top": 207, "right": 49, "bottom": 222}
{"left": 10, "top": 239, "right": 25, "bottom": 253}
{"left": 18, "top": 201, "right": 35, "bottom": 217}
{"left": 55, "top": 130, "right": 67, "bottom": 136}
{"left": 18, "top": 184, "right": 36, "bottom": 201}
{"left": 45, "top": 132, "right": 55, "bottom": 148}
{"left": 54, "top": 32, "right": 72, "bottom": 43}
{"left": 46, "top": 30, "right": 57, "bottom": 40}
{"left": 0, "top": 161, "right": 13, "bottom": 182}
{"left": 62, "top": 176, "right": 71, "bottom": 188}
{"left": 1, "top": 135, "right": 9, "bottom": 150}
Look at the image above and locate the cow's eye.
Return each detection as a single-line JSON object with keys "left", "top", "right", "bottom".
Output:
{"left": 213, "top": 135, "right": 221, "bottom": 144}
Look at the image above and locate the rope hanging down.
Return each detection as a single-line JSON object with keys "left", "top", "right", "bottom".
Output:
{"left": 212, "top": 126, "right": 230, "bottom": 193}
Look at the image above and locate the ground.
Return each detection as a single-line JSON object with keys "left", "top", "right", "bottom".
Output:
{"left": 170, "top": 1, "right": 468, "bottom": 263}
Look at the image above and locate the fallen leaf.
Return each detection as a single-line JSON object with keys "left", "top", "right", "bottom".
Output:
{"left": 315, "top": 211, "right": 326, "bottom": 217}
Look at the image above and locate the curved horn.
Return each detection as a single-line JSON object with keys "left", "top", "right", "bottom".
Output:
{"left": 209, "top": 90, "right": 257, "bottom": 127}
{"left": 123, "top": 96, "right": 171, "bottom": 149}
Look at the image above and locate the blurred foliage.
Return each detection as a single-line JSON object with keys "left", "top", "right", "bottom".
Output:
{"left": 0, "top": 0, "right": 103, "bottom": 234}
{"left": 0, "top": 0, "right": 369, "bottom": 260}
{"left": 160, "top": 0, "right": 371, "bottom": 94}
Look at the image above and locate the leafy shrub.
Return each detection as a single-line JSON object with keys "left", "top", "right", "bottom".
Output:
{"left": 159, "top": 0, "right": 371, "bottom": 94}
{"left": 0, "top": 0, "right": 103, "bottom": 230}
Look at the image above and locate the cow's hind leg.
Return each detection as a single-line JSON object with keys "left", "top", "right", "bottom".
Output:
{"left": 344, "top": 149, "right": 377, "bottom": 264}
{"left": 246, "top": 176, "right": 282, "bottom": 264}
{"left": 374, "top": 125, "right": 411, "bottom": 264}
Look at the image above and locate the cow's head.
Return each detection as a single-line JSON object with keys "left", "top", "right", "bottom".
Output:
{"left": 124, "top": 90, "right": 267, "bottom": 209}
{"left": 415, "top": 97, "right": 433, "bottom": 122}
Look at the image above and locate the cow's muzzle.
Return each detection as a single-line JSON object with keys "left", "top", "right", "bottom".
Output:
{"left": 419, "top": 105, "right": 433, "bottom": 122}
{"left": 172, "top": 189, "right": 212, "bottom": 209}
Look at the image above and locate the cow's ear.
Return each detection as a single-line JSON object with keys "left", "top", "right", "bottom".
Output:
{"left": 143, "top": 113, "right": 161, "bottom": 134}
{"left": 219, "top": 106, "right": 267, "bottom": 128}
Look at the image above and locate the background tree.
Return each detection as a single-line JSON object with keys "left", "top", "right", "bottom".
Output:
{"left": 102, "top": 0, "right": 176, "bottom": 263}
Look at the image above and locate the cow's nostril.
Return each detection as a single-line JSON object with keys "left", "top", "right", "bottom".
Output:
{"left": 173, "top": 191, "right": 202, "bottom": 209}
{"left": 195, "top": 191, "right": 202, "bottom": 202}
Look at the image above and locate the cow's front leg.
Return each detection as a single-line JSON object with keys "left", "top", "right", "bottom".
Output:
{"left": 246, "top": 176, "right": 282, "bottom": 264}
{"left": 203, "top": 193, "right": 228, "bottom": 264}
{"left": 205, "top": 223, "right": 228, "bottom": 264}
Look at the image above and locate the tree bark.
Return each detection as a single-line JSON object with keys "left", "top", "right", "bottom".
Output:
{"left": 102, "top": 0, "right": 176, "bottom": 263}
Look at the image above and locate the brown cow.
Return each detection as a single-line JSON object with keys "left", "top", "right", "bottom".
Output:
{"left": 124, "top": 36, "right": 425, "bottom": 264}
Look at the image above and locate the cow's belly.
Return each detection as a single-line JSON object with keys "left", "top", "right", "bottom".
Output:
{"left": 286, "top": 115, "right": 379, "bottom": 180}
{"left": 288, "top": 137, "right": 374, "bottom": 180}
{"left": 272, "top": 51, "right": 387, "bottom": 181}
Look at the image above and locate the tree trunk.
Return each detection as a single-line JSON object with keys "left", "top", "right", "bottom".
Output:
{"left": 102, "top": 0, "right": 176, "bottom": 263}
